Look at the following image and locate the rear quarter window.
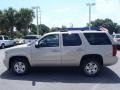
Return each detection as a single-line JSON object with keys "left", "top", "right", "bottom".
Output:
{"left": 84, "top": 33, "right": 111, "bottom": 45}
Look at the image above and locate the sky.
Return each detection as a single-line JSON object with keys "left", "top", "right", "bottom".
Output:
{"left": 0, "top": 0, "right": 120, "bottom": 28}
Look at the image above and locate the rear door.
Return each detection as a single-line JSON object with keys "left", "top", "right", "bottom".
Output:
{"left": 61, "top": 33, "right": 84, "bottom": 66}
{"left": 84, "top": 33, "right": 112, "bottom": 57}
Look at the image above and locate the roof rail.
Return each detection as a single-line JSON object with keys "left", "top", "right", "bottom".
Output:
{"left": 58, "top": 27, "right": 100, "bottom": 32}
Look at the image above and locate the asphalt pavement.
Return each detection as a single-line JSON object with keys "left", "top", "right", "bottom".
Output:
{"left": 0, "top": 48, "right": 120, "bottom": 90}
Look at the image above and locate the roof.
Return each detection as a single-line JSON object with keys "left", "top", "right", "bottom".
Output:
{"left": 58, "top": 27, "right": 100, "bottom": 31}
{"left": 47, "top": 30, "right": 107, "bottom": 35}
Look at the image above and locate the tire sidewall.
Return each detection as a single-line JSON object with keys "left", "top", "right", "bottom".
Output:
{"left": 11, "top": 58, "right": 30, "bottom": 75}
{"left": 1, "top": 43, "right": 5, "bottom": 49}
{"left": 81, "top": 58, "right": 102, "bottom": 77}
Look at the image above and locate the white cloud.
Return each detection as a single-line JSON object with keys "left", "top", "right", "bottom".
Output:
{"left": 95, "top": 0, "right": 120, "bottom": 15}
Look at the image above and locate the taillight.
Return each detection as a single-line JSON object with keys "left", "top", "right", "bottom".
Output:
{"left": 113, "top": 45, "right": 117, "bottom": 56}
{"left": 117, "top": 39, "right": 120, "bottom": 42}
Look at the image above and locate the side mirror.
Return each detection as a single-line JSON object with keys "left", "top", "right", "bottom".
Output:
{"left": 35, "top": 42, "right": 40, "bottom": 48}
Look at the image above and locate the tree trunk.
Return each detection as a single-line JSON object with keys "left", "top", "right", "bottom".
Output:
{"left": 10, "top": 27, "right": 13, "bottom": 39}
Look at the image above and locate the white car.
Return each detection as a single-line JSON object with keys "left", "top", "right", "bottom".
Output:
{"left": 112, "top": 34, "right": 120, "bottom": 48}
{"left": 23, "top": 35, "right": 41, "bottom": 44}
{"left": 0, "top": 35, "right": 15, "bottom": 49}
{"left": 3, "top": 31, "right": 118, "bottom": 76}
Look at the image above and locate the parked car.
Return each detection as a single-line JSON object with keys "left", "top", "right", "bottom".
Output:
{"left": 14, "top": 38, "right": 24, "bottom": 45}
{"left": 112, "top": 34, "right": 120, "bottom": 49}
{"left": 3, "top": 31, "right": 118, "bottom": 77}
{"left": 23, "top": 35, "right": 41, "bottom": 44}
{"left": 0, "top": 35, "right": 16, "bottom": 49}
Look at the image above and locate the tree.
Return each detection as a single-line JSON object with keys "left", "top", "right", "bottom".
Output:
{"left": 4, "top": 7, "right": 17, "bottom": 38}
{"left": 91, "top": 18, "right": 120, "bottom": 34}
{"left": 50, "top": 27, "right": 59, "bottom": 32}
{"left": 15, "top": 8, "right": 34, "bottom": 36}
{"left": 29, "top": 24, "right": 37, "bottom": 34}
{"left": 0, "top": 10, "right": 7, "bottom": 34}
{"left": 38, "top": 24, "right": 50, "bottom": 35}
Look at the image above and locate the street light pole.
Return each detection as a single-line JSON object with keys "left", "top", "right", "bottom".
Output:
{"left": 87, "top": 3, "right": 95, "bottom": 30}
{"left": 39, "top": 7, "right": 41, "bottom": 35}
{"left": 32, "top": 6, "right": 41, "bottom": 35}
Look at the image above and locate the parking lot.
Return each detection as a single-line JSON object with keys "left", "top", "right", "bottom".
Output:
{"left": 0, "top": 49, "right": 120, "bottom": 90}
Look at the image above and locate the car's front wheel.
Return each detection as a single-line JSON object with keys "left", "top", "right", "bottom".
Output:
{"left": 10, "top": 58, "right": 30, "bottom": 75}
{"left": 81, "top": 58, "right": 102, "bottom": 77}
{"left": 1, "top": 43, "right": 5, "bottom": 49}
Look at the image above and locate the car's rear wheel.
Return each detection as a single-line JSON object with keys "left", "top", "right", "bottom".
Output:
{"left": 10, "top": 58, "right": 30, "bottom": 75}
{"left": 81, "top": 58, "right": 102, "bottom": 77}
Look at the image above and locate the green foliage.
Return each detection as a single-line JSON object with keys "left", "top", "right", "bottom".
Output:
{"left": 3, "top": 7, "right": 17, "bottom": 38}
{"left": 14, "top": 31, "right": 23, "bottom": 38}
{"left": 15, "top": 8, "right": 34, "bottom": 36}
{"left": 29, "top": 24, "right": 50, "bottom": 35}
{"left": 29, "top": 24, "right": 37, "bottom": 34}
{"left": 91, "top": 18, "right": 120, "bottom": 34}
{"left": 50, "top": 27, "right": 59, "bottom": 32}
{"left": 0, "top": 7, "right": 34, "bottom": 38}
{"left": 39, "top": 24, "right": 50, "bottom": 35}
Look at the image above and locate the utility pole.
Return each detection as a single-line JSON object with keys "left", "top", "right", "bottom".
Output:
{"left": 86, "top": 3, "right": 95, "bottom": 30}
{"left": 32, "top": 6, "right": 41, "bottom": 35}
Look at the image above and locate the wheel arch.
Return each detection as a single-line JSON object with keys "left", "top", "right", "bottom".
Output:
{"left": 9, "top": 56, "right": 31, "bottom": 69}
{"left": 80, "top": 54, "right": 103, "bottom": 67}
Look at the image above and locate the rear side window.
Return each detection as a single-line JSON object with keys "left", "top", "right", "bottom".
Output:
{"left": 4, "top": 36, "right": 9, "bottom": 40}
{"left": 84, "top": 33, "right": 111, "bottom": 45}
{"left": 62, "top": 33, "right": 82, "bottom": 46}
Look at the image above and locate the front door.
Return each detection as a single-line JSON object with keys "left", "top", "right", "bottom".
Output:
{"left": 31, "top": 34, "right": 61, "bottom": 66}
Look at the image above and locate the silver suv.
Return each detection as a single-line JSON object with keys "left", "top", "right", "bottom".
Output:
{"left": 3, "top": 31, "right": 118, "bottom": 76}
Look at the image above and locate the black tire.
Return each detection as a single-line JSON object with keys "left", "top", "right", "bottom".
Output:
{"left": 10, "top": 58, "right": 30, "bottom": 75}
{"left": 1, "top": 43, "right": 5, "bottom": 49}
{"left": 81, "top": 58, "right": 102, "bottom": 77}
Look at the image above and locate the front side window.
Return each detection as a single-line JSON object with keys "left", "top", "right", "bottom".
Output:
{"left": 39, "top": 34, "right": 59, "bottom": 47}
{"left": 4, "top": 36, "right": 9, "bottom": 40}
{"left": 62, "top": 33, "right": 82, "bottom": 46}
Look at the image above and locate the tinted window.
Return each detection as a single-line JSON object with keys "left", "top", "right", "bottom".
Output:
{"left": 63, "top": 33, "right": 82, "bottom": 46}
{"left": 84, "top": 33, "right": 111, "bottom": 45}
{"left": 0, "top": 36, "right": 2, "bottom": 40}
{"left": 39, "top": 34, "right": 59, "bottom": 47}
{"left": 4, "top": 36, "right": 9, "bottom": 40}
